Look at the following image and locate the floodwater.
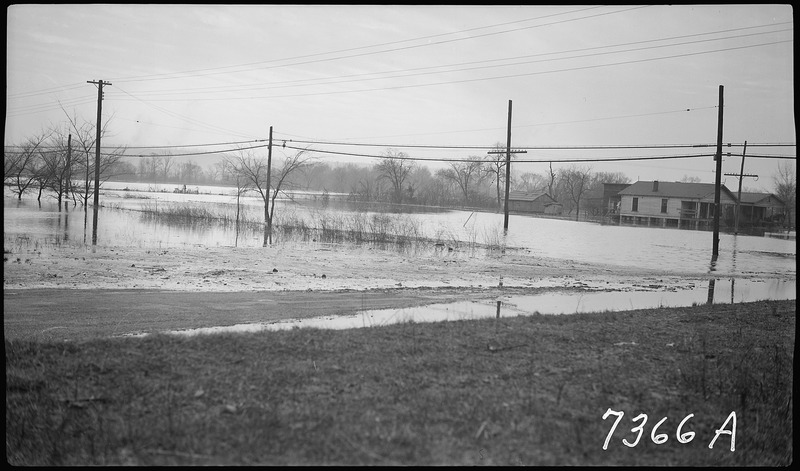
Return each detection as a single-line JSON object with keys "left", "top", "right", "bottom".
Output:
{"left": 3, "top": 182, "right": 795, "bottom": 278}
{"left": 9, "top": 183, "right": 791, "bottom": 337}
{"left": 129, "top": 277, "right": 794, "bottom": 337}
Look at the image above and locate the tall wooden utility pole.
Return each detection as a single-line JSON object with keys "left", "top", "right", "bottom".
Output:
{"left": 487, "top": 100, "right": 526, "bottom": 232}
{"left": 87, "top": 79, "right": 111, "bottom": 247}
{"left": 712, "top": 85, "right": 724, "bottom": 260}
{"left": 724, "top": 141, "right": 757, "bottom": 234}
{"left": 265, "top": 126, "right": 273, "bottom": 246}
{"left": 503, "top": 100, "right": 513, "bottom": 231}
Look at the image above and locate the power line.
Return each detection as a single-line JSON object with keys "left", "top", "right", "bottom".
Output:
{"left": 283, "top": 143, "right": 723, "bottom": 163}
{"left": 14, "top": 19, "right": 787, "bottom": 102}
{"left": 9, "top": 140, "right": 794, "bottom": 161}
{"left": 5, "top": 138, "right": 794, "bottom": 153}
{"left": 100, "top": 143, "right": 269, "bottom": 158}
{"left": 6, "top": 83, "right": 87, "bottom": 100}
{"left": 105, "top": 39, "right": 792, "bottom": 102}
{"left": 266, "top": 137, "right": 796, "bottom": 151}
{"left": 109, "top": 5, "right": 634, "bottom": 83}
{"left": 739, "top": 154, "right": 797, "bottom": 159}
{"left": 271, "top": 108, "right": 722, "bottom": 141}
{"left": 106, "top": 139, "right": 266, "bottom": 150}
{"left": 106, "top": 104, "right": 722, "bottom": 144}
{"left": 5, "top": 96, "right": 97, "bottom": 117}
{"left": 113, "top": 85, "right": 258, "bottom": 140}
{"left": 105, "top": 24, "right": 792, "bottom": 98}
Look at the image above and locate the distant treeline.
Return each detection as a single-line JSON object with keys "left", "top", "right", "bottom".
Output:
{"left": 106, "top": 152, "right": 632, "bottom": 216}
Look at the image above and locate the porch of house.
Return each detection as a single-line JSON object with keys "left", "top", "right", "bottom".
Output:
{"left": 618, "top": 214, "right": 711, "bottom": 230}
{"left": 618, "top": 201, "right": 717, "bottom": 230}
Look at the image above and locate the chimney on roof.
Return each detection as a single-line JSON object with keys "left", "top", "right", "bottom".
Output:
{"left": 653, "top": 180, "right": 659, "bottom": 192}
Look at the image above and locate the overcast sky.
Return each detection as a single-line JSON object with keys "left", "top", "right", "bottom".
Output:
{"left": 6, "top": 4, "right": 795, "bottom": 191}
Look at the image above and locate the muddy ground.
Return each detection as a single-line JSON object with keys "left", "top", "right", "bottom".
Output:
{"left": 3, "top": 242, "right": 742, "bottom": 341}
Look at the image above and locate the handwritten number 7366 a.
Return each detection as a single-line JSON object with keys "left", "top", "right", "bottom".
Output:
{"left": 602, "top": 408, "right": 736, "bottom": 451}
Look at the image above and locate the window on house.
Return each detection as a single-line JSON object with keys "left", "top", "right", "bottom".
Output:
{"left": 632, "top": 197, "right": 638, "bottom": 212}
{"left": 661, "top": 198, "right": 668, "bottom": 213}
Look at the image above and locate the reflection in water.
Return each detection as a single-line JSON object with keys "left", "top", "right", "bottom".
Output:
{"left": 711, "top": 235, "right": 740, "bottom": 276}
{"left": 706, "top": 279, "right": 716, "bottom": 305}
{"left": 57, "top": 211, "right": 70, "bottom": 242}
{"left": 83, "top": 206, "right": 89, "bottom": 245}
{"left": 150, "top": 278, "right": 795, "bottom": 337}
{"left": 495, "top": 301, "right": 502, "bottom": 334}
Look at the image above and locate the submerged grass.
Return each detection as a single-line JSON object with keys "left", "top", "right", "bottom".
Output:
{"left": 133, "top": 201, "right": 506, "bottom": 254}
{"left": 4, "top": 232, "right": 86, "bottom": 252}
{"left": 5, "top": 299, "right": 794, "bottom": 466}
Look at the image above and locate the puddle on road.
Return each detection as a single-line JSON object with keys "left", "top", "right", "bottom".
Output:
{"left": 128, "top": 278, "right": 795, "bottom": 338}
{"left": 503, "top": 277, "right": 796, "bottom": 315}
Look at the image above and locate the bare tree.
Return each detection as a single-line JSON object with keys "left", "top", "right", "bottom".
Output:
{"left": 514, "top": 171, "right": 549, "bottom": 193}
{"left": 139, "top": 155, "right": 161, "bottom": 183}
{"left": 177, "top": 161, "right": 204, "bottom": 184}
{"left": 559, "top": 165, "right": 593, "bottom": 221}
{"left": 225, "top": 147, "right": 315, "bottom": 246}
{"left": 161, "top": 154, "right": 175, "bottom": 182}
{"left": 4, "top": 130, "right": 52, "bottom": 200}
{"left": 350, "top": 177, "right": 385, "bottom": 205}
{"left": 375, "top": 149, "right": 416, "bottom": 204}
{"left": 485, "top": 142, "right": 516, "bottom": 208}
{"left": 405, "top": 165, "right": 434, "bottom": 205}
{"left": 61, "top": 108, "right": 126, "bottom": 207}
{"left": 297, "top": 161, "right": 329, "bottom": 191}
{"left": 220, "top": 157, "right": 251, "bottom": 247}
{"left": 436, "top": 156, "right": 486, "bottom": 205}
{"left": 593, "top": 171, "right": 630, "bottom": 185}
{"left": 206, "top": 162, "right": 222, "bottom": 183}
{"left": 547, "top": 162, "right": 558, "bottom": 199}
{"left": 433, "top": 170, "right": 460, "bottom": 206}
{"left": 37, "top": 132, "right": 72, "bottom": 208}
{"left": 773, "top": 160, "right": 796, "bottom": 228}
{"left": 584, "top": 172, "right": 631, "bottom": 217}
{"left": 680, "top": 175, "right": 702, "bottom": 183}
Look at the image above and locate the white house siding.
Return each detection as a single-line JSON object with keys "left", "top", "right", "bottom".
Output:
{"left": 619, "top": 196, "right": 682, "bottom": 218}
{"left": 619, "top": 195, "right": 737, "bottom": 231}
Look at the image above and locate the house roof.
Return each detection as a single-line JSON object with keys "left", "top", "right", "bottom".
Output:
{"left": 602, "top": 183, "right": 632, "bottom": 193}
{"left": 617, "top": 181, "right": 737, "bottom": 201}
{"left": 737, "top": 192, "right": 786, "bottom": 206}
{"left": 508, "top": 191, "right": 555, "bottom": 202}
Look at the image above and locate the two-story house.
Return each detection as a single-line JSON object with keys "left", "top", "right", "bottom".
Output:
{"left": 616, "top": 180, "right": 737, "bottom": 230}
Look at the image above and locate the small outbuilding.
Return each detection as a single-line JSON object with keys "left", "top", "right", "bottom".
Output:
{"left": 508, "top": 191, "right": 558, "bottom": 214}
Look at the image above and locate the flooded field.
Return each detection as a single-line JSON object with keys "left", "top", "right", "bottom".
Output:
{"left": 5, "top": 183, "right": 795, "bottom": 339}
{"left": 3, "top": 183, "right": 796, "bottom": 278}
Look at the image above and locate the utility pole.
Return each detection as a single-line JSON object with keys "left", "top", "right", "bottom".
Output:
{"left": 503, "top": 100, "right": 512, "bottom": 232}
{"left": 724, "top": 141, "right": 757, "bottom": 234}
{"left": 265, "top": 126, "right": 273, "bottom": 246}
{"left": 712, "top": 85, "right": 724, "bottom": 261}
{"left": 87, "top": 79, "right": 111, "bottom": 247}
{"left": 487, "top": 100, "right": 526, "bottom": 232}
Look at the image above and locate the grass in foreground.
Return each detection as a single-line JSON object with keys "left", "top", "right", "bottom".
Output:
{"left": 5, "top": 300, "right": 794, "bottom": 466}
